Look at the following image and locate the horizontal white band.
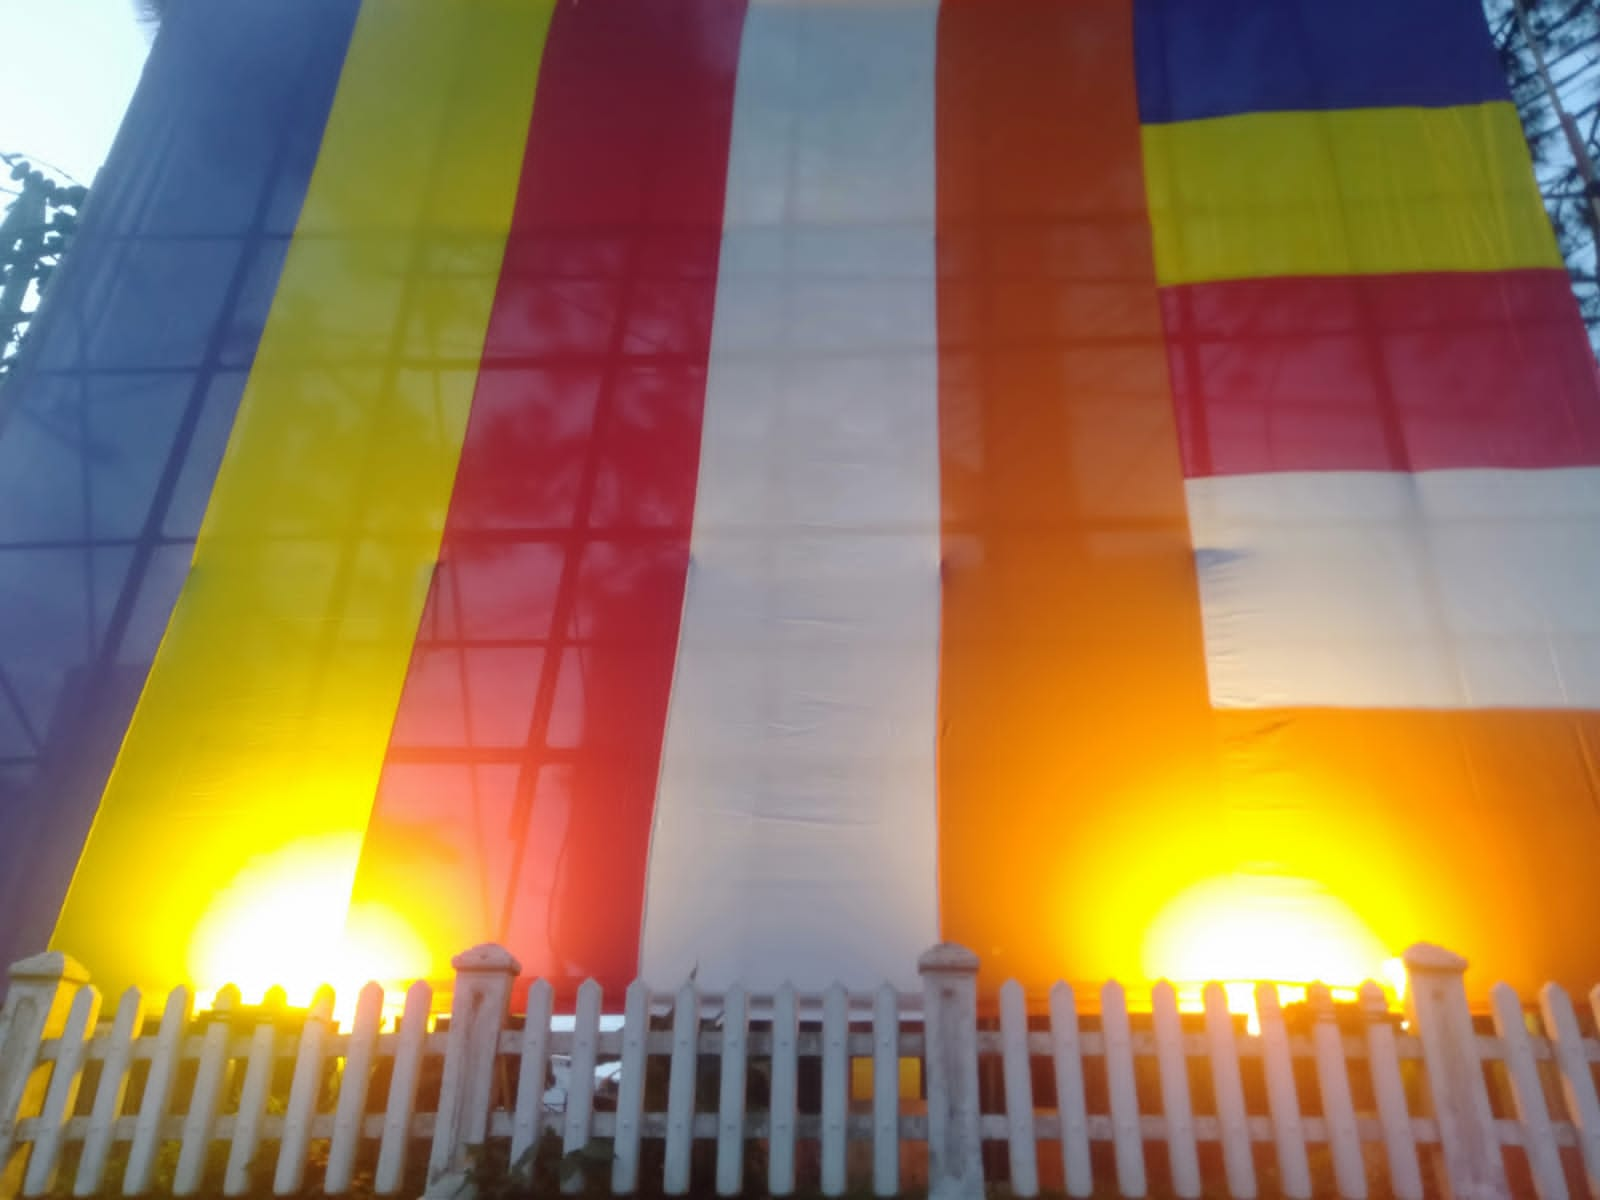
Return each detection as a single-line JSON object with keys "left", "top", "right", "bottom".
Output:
{"left": 1188, "top": 468, "right": 1600, "bottom": 709}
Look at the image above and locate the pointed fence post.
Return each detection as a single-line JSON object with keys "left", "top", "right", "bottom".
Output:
{"left": 919, "top": 944, "right": 983, "bottom": 1200}
{"left": 1404, "top": 944, "right": 1509, "bottom": 1200}
{"left": 0, "top": 952, "right": 91, "bottom": 1200}
{"left": 426, "top": 944, "right": 521, "bottom": 1199}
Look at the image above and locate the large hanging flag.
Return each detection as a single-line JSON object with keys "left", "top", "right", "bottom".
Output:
{"left": 3, "top": 0, "right": 1597, "bottom": 1008}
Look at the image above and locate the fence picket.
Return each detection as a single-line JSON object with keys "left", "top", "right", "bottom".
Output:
{"left": 427, "top": 947, "right": 519, "bottom": 1198}
{"left": 999, "top": 980, "right": 1038, "bottom": 1197}
{"left": 1100, "top": 981, "right": 1144, "bottom": 1198}
{"left": 1359, "top": 982, "right": 1422, "bottom": 1200}
{"left": 562, "top": 978, "right": 603, "bottom": 1195}
{"left": 1203, "top": 983, "right": 1255, "bottom": 1200}
{"left": 73, "top": 986, "right": 144, "bottom": 1198}
{"left": 1490, "top": 983, "right": 1564, "bottom": 1200}
{"left": 611, "top": 980, "right": 649, "bottom": 1195}
{"left": 325, "top": 983, "right": 384, "bottom": 1196}
{"left": 820, "top": 983, "right": 849, "bottom": 1198}
{"left": 1590, "top": 987, "right": 1600, "bottom": 1191}
{"left": 174, "top": 987, "right": 240, "bottom": 1196}
{"left": 1151, "top": 982, "right": 1199, "bottom": 1199}
{"left": 1591, "top": 987, "right": 1600, "bottom": 1169}
{"left": 1407, "top": 946, "right": 1508, "bottom": 1200}
{"left": 274, "top": 986, "right": 334, "bottom": 1196}
{"left": 374, "top": 980, "right": 433, "bottom": 1195}
{"left": 1306, "top": 985, "right": 1365, "bottom": 1200}
{"left": 20, "top": 984, "right": 100, "bottom": 1197}
{"left": 1049, "top": 982, "right": 1092, "bottom": 1199}
{"left": 1540, "top": 982, "right": 1600, "bottom": 1195}
{"left": 715, "top": 986, "right": 749, "bottom": 1197}
{"left": 769, "top": 983, "right": 799, "bottom": 1197}
{"left": 871, "top": 984, "right": 899, "bottom": 1198}
{"left": 223, "top": 991, "right": 284, "bottom": 1196}
{"left": 123, "top": 985, "right": 192, "bottom": 1196}
{"left": 512, "top": 978, "right": 554, "bottom": 1170}
{"left": 664, "top": 982, "right": 699, "bottom": 1196}
{"left": 1255, "top": 984, "right": 1311, "bottom": 1200}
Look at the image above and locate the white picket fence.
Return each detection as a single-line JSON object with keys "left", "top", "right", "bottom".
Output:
{"left": 2, "top": 942, "right": 1599, "bottom": 1199}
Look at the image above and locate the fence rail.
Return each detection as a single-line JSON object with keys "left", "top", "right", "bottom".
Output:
{"left": 1, "top": 942, "right": 1598, "bottom": 1199}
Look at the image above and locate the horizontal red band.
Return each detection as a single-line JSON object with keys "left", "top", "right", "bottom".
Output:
{"left": 1162, "top": 269, "right": 1600, "bottom": 478}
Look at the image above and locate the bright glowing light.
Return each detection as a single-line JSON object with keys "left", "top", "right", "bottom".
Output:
{"left": 1378, "top": 955, "right": 1408, "bottom": 1002}
{"left": 188, "top": 834, "right": 428, "bottom": 1022}
{"left": 1143, "top": 874, "right": 1398, "bottom": 1016}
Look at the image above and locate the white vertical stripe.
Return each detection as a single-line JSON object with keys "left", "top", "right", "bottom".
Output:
{"left": 1187, "top": 467, "right": 1600, "bottom": 709}
{"left": 640, "top": 0, "right": 941, "bottom": 993}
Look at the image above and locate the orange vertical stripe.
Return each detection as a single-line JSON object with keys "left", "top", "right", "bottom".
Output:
{"left": 935, "top": 0, "right": 1218, "bottom": 994}
{"left": 936, "top": 0, "right": 1600, "bottom": 1006}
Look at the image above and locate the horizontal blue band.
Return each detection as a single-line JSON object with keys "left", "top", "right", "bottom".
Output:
{"left": 1135, "top": 0, "right": 1510, "bottom": 124}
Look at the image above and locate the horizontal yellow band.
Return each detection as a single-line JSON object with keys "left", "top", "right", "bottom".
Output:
{"left": 1142, "top": 101, "right": 1560, "bottom": 286}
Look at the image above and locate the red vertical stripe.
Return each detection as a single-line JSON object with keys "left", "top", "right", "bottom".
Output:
{"left": 346, "top": 0, "right": 747, "bottom": 997}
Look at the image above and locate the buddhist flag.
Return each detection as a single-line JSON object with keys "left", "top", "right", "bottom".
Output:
{"left": 2, "top": 0, "right": 1596, "bottom": 1008}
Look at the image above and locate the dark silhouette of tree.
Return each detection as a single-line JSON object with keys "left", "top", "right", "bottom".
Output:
{"left": 1489, "top": 0, "right": 1600, "bottom": 337}
{"left": 0, "top": 156, "right": 85, "bottom": 379}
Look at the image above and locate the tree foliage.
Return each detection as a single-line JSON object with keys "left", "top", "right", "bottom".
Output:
{"left": 0, "top": 155, "right": 86, "bottom": 380}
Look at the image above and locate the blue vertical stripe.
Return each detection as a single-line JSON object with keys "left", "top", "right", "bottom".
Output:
{"left": 0, "top": 0, "right": 359, "bottom": 973}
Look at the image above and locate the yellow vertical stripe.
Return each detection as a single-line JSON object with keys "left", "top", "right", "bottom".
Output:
{"left": 52, "top": 0, "right": 556, "bottom": 1000}
{"left": 1142, "top": 101, "right": 1561, "bottom": 285}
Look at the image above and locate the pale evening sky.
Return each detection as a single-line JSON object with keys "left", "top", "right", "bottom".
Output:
{"left": 1, "top": 0, "right": 150, "bottom": 185}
